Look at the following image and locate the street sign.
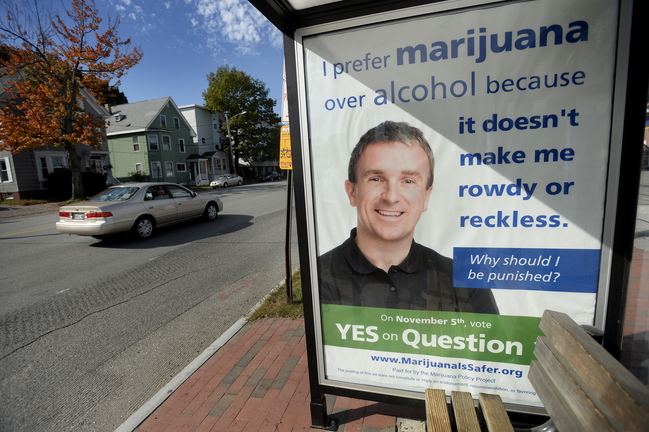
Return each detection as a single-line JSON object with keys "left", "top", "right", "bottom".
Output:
{"left": 280, "top": 125, "right": 292, "bottom": 170}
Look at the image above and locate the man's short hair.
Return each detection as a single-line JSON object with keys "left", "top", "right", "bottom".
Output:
{"left": 348, "top": 121, "right": 435, "bottom": 189}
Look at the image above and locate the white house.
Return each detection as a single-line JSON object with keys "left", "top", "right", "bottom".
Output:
{"left": 178, "top": 104, "right": 231, "bottom": 183}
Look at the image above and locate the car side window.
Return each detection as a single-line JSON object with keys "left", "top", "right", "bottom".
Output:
{"left": 147, "top": 186, "right": 170, "bottom": 200}
{"left": 167, "top": 185, "right": 192, "bottom": 198}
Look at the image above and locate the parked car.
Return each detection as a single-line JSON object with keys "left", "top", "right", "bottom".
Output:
{"left": 56, "top": 182, "right": 223, "bottom": 240}
{"left": 260, "top": 172, "right": 282, "bottom": 182}
{"left": 210, "top": 174, "right": 243, "bottom": 188}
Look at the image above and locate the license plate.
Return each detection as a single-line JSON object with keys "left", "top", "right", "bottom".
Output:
{"left": 72, "top": 213, "right": 85, "bottom": 221}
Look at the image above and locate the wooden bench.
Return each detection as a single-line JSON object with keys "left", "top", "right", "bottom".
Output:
{"left": 425, "top": 309, "right": 649, "bottom": 431}
{"left": 425, "top": 388, "right": 514, "bottom": 432}
{"left": 528, "top": 309, "right": 649, "bottom": 431}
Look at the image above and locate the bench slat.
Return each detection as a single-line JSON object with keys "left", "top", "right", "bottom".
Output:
{"left": 478, "top": 393, "right": 514, "bottom": 432}
{"left": 451, "top": 391, "right": 481, "bottom": 432}
{"left": 529, "top": 345, "right": 604, "bottom": 431}
{"left": 528, "top": 362, "right": 582, "bottom": 431}
{"left": 537, "top": 310, "right": 649, "bottom": 430}
{"left": 533, "top": 335, "right": 613, "bottom": 430}
{"left": 425, "top": 388, "right": 452, "bottom": 432}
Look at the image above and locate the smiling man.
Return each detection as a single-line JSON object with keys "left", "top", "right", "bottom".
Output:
{"left": 318, "top": 121, "right": 499, "bottom": 313}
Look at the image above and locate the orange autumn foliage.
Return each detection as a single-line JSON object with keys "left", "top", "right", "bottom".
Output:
{"left": 0, "top": 0, "right": 142, "bottom": 198}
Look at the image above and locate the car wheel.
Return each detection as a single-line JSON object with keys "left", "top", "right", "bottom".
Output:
{"left": 203, "top": 202, "right": 219, "bottom": 221}
{"left": 223, "top": 182, "right": 229, "bottom": 188}
{"left": 132, "top": 216, "right": 155, "bottom": 240}
{"left": 237, "top": 180, "right": 242, "bottom": 186}
{"left": 212, "top": 186, "right": 217, "bottom": 189}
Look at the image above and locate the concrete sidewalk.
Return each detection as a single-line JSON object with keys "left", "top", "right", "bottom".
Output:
{"left": 0, "top": 202, "right": 60, "bottom": 218}
{"left": 126, "top": 318, "right": 426, "bottom": 432}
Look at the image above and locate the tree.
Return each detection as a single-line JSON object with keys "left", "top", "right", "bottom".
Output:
{"left": 98, "top": 82, "right": 129, "bottom": 106}
{"left": 202, "top": 65, "right": 281, "bottom": 174}
{"left": 0, "top": 0, "right": 142, "bottom": 199}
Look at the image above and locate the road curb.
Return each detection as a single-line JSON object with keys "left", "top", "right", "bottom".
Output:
{"left": 114, "top": 316, "right": 248, "bottom": 432}
{"left": 113, "top": 279, "right": 286, "bottom": 432}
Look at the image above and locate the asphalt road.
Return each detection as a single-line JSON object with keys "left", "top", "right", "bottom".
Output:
{"left": 0, "top": 181, "right": 298, "bottom": 432}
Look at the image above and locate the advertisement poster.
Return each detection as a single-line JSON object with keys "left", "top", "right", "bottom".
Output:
{"left": 298, "top": 0, "right": 619, "bottom": 406}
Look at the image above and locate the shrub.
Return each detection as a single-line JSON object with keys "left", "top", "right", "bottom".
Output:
{"left": 44, "top": 169, "right": 72, "bottom": 200}
{"left": 82, "top": 171, "right": 108, "bottom": 196}
{"left": 44, "top": 169, "right": 107, "bottom": 199}
{"left": 128, "top": 170, "right": 146, "bottom": 182}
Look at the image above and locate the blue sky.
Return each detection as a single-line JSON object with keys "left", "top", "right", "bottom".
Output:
{"left": 95, "top": 0, "right": 285, "bottom": 113}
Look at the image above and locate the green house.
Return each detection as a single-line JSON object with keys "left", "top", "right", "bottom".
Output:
{"left": 106, "top": 97, "right": 201, "bottom": 185}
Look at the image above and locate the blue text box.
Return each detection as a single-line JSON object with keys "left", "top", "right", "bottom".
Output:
{"left": 453, "top": 247, "right": 599, "bottom": 293}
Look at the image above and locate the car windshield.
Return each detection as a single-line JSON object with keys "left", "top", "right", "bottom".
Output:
{"left": 90, "top": 187, "right": 139, "bottom": 202}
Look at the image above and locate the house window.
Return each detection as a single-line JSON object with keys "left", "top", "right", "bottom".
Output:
{"left": 176, "top": 163, "right": 187, "bottom": 172}
{"left": 150, "top": 161, "right": 162, "bottom": 180}
{"left": 39, "top": 157, "right": 48, "bottom": 180}
{"left": 179, "top": 139, "right": 186, "bottom": 153}
{"left": 165, "top": 161, "right": 174, "bottom": 177}
{"left": 36, "top": 153, "right": 68, "bottom": 182}
{"left": 133, "top": 136, "right": 140, "bottom": 152}
{"left": 1, "top": 157, "right": 13, "bottom": 183}
{"left": 148, "top": 135, "right": 159, "bottom": 151}
{"left": 174, "top": 117, "right": 180, "bottom": 130}
{"left": 52, "top": 156, "right": 65, "bottom": 171}
{"left": 162, "top": 135, "right": 171, "bottom": 151}
{"left": 135, "top": 163, "right": 142, "bottom": 173}
{"left": 160, "top": 115, "right": 167, "bottom": 128}
{"left": 88, "top": 155, "right": 104, "bottom": 174}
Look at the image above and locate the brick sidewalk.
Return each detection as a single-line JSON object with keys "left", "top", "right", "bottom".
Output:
{"left": 133, "top": 318, "right": 425, "bottom": 432}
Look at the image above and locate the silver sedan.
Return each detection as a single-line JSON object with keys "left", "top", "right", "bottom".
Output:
{"left": 210, "top": 174, "right": 243, "bottom": 188}
{"left": 56, "top": 182, "right": 223, "bottom": 240}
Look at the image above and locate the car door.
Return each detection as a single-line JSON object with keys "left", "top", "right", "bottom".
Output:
{"left": 143, "top": 185, "right": 177, "bottom": 225}
{"left": 167, "top": 184, "right": 202, "bottom": 220}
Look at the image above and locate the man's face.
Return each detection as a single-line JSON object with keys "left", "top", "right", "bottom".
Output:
{"left": 345, "top": 141, "right": 433, "bottom": 245}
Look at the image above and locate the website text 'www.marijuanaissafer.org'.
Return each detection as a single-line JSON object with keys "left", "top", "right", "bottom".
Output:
{"left": 369, "top": 354, "right": 525, "bottom": 379}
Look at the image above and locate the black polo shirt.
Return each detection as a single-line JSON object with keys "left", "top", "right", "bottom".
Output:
{"left": 318, "top": 229, "right": 499, "bottom": 314}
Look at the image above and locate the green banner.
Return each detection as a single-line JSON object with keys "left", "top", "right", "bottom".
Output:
{"left": 321, "top": 305, "right": 542, "bottom": 365}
